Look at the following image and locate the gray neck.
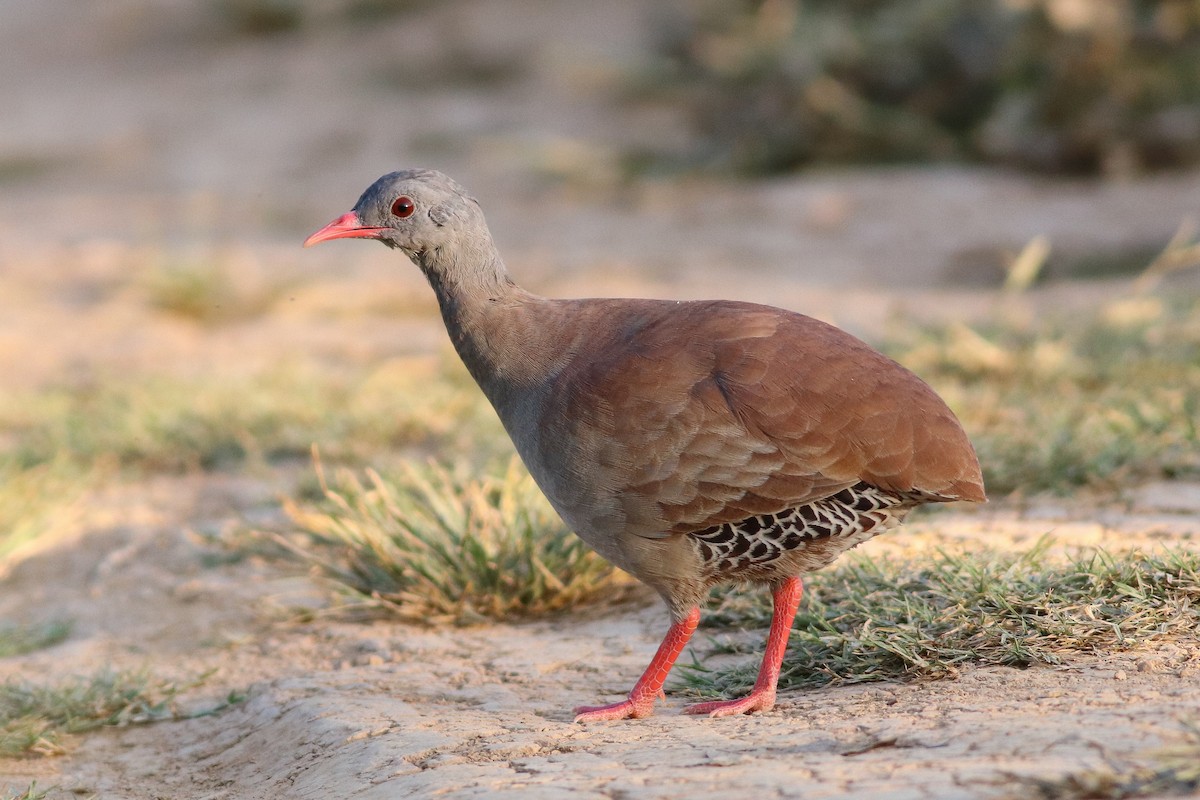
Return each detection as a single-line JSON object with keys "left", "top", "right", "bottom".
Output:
{"left": 414, "top": 245, "right": 556, "bottom": 409}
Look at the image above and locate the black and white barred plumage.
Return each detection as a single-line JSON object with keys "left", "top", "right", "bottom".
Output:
{"left": 687, "top": 482, "right": 917, "bottom": 580}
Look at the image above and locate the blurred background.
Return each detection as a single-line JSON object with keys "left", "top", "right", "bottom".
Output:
{"left": 3, "top": 0, "right": 1198, "bottom": 284}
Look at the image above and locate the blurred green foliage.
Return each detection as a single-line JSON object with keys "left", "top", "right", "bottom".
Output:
{"left": 890, "top": 290, "right": 1200, "bottom": 494}
{"left": 206, "top": 0, "right": 434, "bottom": 36}
{"left": 641, "top": 0, "right": 1200, "bottom": 175}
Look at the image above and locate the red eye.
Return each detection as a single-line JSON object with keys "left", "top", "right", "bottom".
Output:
{"left": 391, "top": 196, "right": 415, "bottom": 218}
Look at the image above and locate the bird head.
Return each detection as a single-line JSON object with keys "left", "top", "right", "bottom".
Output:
{"left": 303, "top": 169, "right": 488, "bottom": 262}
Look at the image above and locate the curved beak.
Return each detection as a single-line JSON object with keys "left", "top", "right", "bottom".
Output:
{"left": 303, "top": 212, "right": 388, "bottom": 247}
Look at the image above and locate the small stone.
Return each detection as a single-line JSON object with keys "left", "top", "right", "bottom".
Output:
{"left": 1114, "top": 670, "right": 1127, "bottom": 681}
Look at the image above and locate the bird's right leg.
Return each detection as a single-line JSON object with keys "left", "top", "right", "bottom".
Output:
{"left": 680, "top": 575, "right": 802, "bottom": 717}
{"left": 573, "top": 606, "right": 701, "bottom": 722}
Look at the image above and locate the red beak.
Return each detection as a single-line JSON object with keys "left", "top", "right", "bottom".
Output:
{"left": 303, "top": 212, "right": 388, "bottom": 247}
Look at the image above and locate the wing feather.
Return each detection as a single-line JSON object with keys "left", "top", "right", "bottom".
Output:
{"left": 537, "top": 300, "right": 984, "bottom": 541}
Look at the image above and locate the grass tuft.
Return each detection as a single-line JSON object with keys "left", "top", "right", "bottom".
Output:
{"left": 680, "top": 542, "right": 1200, "bottom": 697}
{"left": 0, "top": 669, "right": 243, "bottom": 758}
{"left": 0, "top": 462, "right": 90, "bottom": 564}
{"left": 282, "top": 457, "right": 630, "bottom": 623}
{"left": 0, "top": 621, "right": 71, "bottom": 658}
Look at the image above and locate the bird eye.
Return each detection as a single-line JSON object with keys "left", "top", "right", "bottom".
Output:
{"left": 393, "top": 195, "right": 417, "bottom": 217}
{"left": 391, "top": 196, "right": 415, "bottom": 218}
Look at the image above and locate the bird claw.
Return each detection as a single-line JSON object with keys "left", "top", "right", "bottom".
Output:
{"left": 573, "top": 698, "right": 655, "bottom": 722}
{"left": 680, "top": 691, "right": 775, "bottom": 718}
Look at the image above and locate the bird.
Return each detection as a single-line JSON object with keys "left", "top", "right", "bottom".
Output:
{"left": 304, "top": 169, "right": 986, "bottom": 722}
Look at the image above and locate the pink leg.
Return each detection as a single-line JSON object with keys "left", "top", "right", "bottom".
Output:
{"left": 573, "top": 606, "right": 701, "bottom": 722}
{"left": 682, "top": 576, "right": 803, "bottom": 718}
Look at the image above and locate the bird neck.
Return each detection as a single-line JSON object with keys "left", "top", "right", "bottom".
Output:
{"left": 416, "top": 247, "right": 557, "bottom": 403}
{"left": 417, "top": 246, "right": 514, "bottom": 313}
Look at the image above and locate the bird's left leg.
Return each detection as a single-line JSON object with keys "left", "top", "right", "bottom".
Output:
{"left": 681, "top": 575, "right": 802, "bottom": 717}
{"left": 573, "top": 606, "right": 700, "bottom": 722}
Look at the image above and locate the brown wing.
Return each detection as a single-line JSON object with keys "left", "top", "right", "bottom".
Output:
{"left": 543, "top": 300, "right": 984, "bottom": 540}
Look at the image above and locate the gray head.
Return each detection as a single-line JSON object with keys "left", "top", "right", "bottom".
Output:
{"left": 304, "top": 169, "right": 495, "bottom": 266}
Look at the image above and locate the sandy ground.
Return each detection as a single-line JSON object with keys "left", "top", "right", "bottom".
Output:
{"left": 3, "top": 1, "right": 1200, "bottom": 798}
{"left": 1, "top": 477, "right": 1198, "bottom": 799}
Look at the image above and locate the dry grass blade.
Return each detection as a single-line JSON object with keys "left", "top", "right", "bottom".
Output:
{"left": 1133, "top": 218, "right": 1200, "bottom": 294}
{"left": 681, "top": 543, "right": 1200, "bottom": 697}
{"left": 1003, "top": 235, "right": 1051, "bottom": 294}
{"left": 283, "top": 457, "right": 630, "bottom": 623}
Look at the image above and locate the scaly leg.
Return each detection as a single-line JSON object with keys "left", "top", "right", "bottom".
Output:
{"left": 573, "top": 606, "right": 701, "bottom": 722}
{"left": 681, "top": 576, "right": 803, "bottom": 717}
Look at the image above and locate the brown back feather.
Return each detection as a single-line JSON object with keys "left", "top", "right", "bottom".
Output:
{"left": 538, "top": 300, "right": 984, "bottom": 540}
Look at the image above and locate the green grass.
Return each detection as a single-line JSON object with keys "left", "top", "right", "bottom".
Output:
{"left": 0, "top": 621, "right": 70, "bottom": 658}
{"left": 0, "top": 462, "right": 91, "bottom": 563}
{"left": 0, "top": 359, "right": 505, "bottom": 476}
{"left": 0, "top": 669, "right": 243, "bottom": 758}
{"left": 679, "top": 542, "right": 1200, "bottom": 697}
{"left": 282, "top": 457, "right": 631, "bottom": 623}
{"left": 888, "top": 291, "right": 1200, "bottom": 494}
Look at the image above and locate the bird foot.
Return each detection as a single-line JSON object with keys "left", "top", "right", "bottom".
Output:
{"left": 573, "top": 697, "right": 656, "bottom": 722}
{"left": 680, "top": 690, "right": 775, "bottom": 718}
